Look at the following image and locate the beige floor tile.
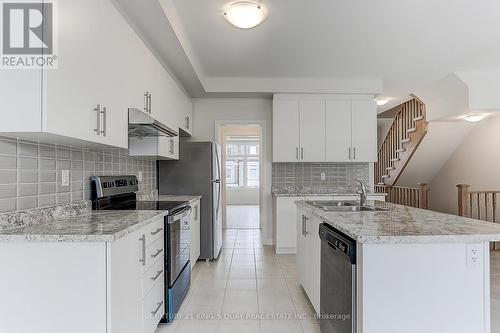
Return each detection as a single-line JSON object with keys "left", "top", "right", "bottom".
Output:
{"left": 231, "top": 261, "right": 256, "bottom": 269}
{"left": 229, "top": 269, "right": 257, "bottom": 279}
{"left": 260, "top": 319, "right": 302, "bottom": 333}
{"left": 232, "top": 254, "right": 255, "bottom": 261}
{"left": 256, "top": 267, "right": 284, "bottom": 279}
{"left": 188, "top": 290, "right": 225, "bottom": 307}
{"left": 227, "top": 278, "right": 257, "bottom": 291}
{"left": 218, "top": 319, "right": 260, "bottom": 333}
{"left": 175, "top": 319, "right": 220, "bottom": 333}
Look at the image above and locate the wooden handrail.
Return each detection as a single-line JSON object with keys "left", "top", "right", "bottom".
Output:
{"left": 375, "top": 96, "right": 428, "bottom": 187}
{"left": 376, "top": 183, "right": 428, "bottom": 209}
{"left": 457, "top": 184, "right": 499, "bottom": 250}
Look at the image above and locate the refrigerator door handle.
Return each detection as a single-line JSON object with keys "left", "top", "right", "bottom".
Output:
{"left": 212, "top": 179, "right": 221, "bottom": 184}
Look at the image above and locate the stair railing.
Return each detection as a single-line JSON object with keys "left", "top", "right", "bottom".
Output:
{"left": 375, "top": 183, "right": 428, "bottom": 209}
{"left": 375, "top": 95, "right": 428, "bottom": 186}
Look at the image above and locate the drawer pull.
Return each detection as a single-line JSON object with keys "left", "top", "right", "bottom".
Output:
{"left": 139, "top": 235, "right": 146, "bottom": 266}
{"left": 151, "top": 228, "right": 163, "bottom": 236}
{"left": 151, "top": 270, "right": 163, "bottom": 281}
{"left": 150, "top": 301, "right": 164, "bottom": 317}
{"left": 151, "top": 248, "right": 163, "bottom": 259}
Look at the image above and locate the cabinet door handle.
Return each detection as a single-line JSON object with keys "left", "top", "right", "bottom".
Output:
{"left": 353, "top": 147, "right": 356, "bottom": 160}
{"left": 151, "top": 301, "right": 164, "bottom": 317}
{"left": 169, "top": 138, "right": 174, "bottom": 154}
{"left": 139, "top": 235, "right": 146, "bottom": 266}
{"left": 148, "top": 93, "right": 152, "bottom": 114}
{"left": 301, "top": 147, "right": 304, "bottom": 160}
{"left": 301, "top": 215, "right": 305, "bottom": 236}
{"left": 186, "top": 116, "right": 190, "bottom": 129}
{"left": 194, "top": 205, "right": 198, "bottom": 220}
{"left": 304, "top": 216, "right": 309, "bottom": 237}
{"left": 348, "top": 147, "right": 351, "bottom": 160}
{"left": 296, "top": 147, "right": 299, "bottom": 160}
{"left": 93, "top": 104, "right": 101, "bottom": 136}
{"left": 151, "top": 228, "right": 162, "bottom": 236}
{"left": 151, "top": 248, "right": 163, "bottom": 259}
{"left": 144, "top": 92, "right": 149, "bottom": 113}
{"left": 151, "top": 270, "right": 163, "bottom": 281}
{"left": 101, "top": 106, "right": 106, "bottom": 137}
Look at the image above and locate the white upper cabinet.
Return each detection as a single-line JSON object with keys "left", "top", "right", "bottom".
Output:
{"left": 325, "top": 100, "right": 352, "bottom": 162}
{"left": 0, "top": 0, "right": 192, "bottom": 149}
{"left": 43, "top": 0, "right": 133, "bottom": 149}
{"left": 273, "top": 94, "right": 377, "bottom": 163}
{"left": 273, "top": 99, "right": 300, "bottom": 162}
{"left": 351, "top": 100, "right": 377, "bottom": 162}
{"left": 299, "top": 100, "right": 325, "bottom": 162}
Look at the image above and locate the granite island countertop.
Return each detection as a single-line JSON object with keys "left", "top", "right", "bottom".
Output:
{"left": 273, "top": 192, "right": 387, "bottom": 197}
{"left": 0, "top": 208, "right": 168, "bottom": 242}
{"left": 296, "top": 200, "right": 500, "bottom": 244}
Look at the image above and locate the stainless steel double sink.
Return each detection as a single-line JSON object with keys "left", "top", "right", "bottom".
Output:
{"left": 305, "top": 200, "right": 388, "bottom": 212}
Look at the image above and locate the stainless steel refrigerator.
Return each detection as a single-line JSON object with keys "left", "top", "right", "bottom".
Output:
{"left": 157, "top": 140, "right": 222, "bottom": 261}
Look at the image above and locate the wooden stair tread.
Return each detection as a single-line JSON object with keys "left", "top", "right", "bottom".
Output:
{"left": 407, "top": 127, "right": 417, "bottom": 133}
{"left": 396, "top": 148, "right": 406, "bottom": 153}
{"left": 401, "top": 138, "right": 411, "bottom": 143}
{"left": 381, "top": 175, "right": 390, "bottom": 179}
{"left": 391, "top": 158, "right": 400, "bottom": 162}
{"left": 413, "top": 116, "right": 424, "bottom": 122}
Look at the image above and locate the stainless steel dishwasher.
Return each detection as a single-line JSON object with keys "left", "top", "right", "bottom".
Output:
{"left": 319, "top": 223, "right": 357, "bottom": 333}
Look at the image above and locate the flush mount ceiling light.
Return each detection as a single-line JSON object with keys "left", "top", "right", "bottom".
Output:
{"left": 375, "top": 98, "right": 391, "bottom": 106}
{"left": 224, "top": 1, "right": 266, "bottom": 29}
{"left": 464, "top": 114, "right": 485, "bottom": 123}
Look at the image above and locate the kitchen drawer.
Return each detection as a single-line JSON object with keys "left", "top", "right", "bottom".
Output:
{"left": 142, "top": 276, "right": 164, "bottom": 333}
{"left": 144, "top": 218, "right": 164, "bottom": 247}
{"left": 143, "top": 255, "right": 164, "bottom": 298}
{"left": 143, "top": 237, "right": 164, "bottom": 273}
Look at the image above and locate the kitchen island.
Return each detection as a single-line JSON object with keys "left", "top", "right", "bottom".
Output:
{"left": 296, "top": 200, "right": 500, "bottom": 333}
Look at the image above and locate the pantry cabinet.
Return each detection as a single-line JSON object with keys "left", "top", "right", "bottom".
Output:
{"left": 273, "top": 94, "right": 377, "bottom": 163}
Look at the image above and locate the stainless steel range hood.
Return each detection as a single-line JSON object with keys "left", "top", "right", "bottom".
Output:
{"left": 128, "top": 108, "right": 178, "bottom": 138}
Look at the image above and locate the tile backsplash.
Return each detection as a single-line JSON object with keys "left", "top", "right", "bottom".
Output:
{"left": 272, "top": 162, "right": 370, "bottom": 193}
{"left": 0, "top": 136, "right": 156, "bottom": 213}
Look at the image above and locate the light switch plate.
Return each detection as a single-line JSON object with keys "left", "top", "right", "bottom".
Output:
{"left": 138, "top": 171, "right": 143, "bottom": 181}
{"left": 61, "top": 170, "right": 70, "bottom": 187}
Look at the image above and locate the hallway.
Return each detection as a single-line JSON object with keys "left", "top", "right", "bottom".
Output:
{"left": 156, "top": 229, "right": 320, "bottom": 333}
{"left": 226, "top": 205, "right": 260, "bottom": 229}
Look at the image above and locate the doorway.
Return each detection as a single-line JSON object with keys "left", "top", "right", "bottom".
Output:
{"left": 220, "top": 124, "right": 262, "bottom": 229}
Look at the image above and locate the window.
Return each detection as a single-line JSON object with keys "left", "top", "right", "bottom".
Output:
{"left": 225, "top": 136, "right": 260, "bottom": 188}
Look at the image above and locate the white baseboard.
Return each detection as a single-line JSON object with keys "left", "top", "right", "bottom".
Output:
{"left": 262, "top": 238, "right": 274, "bottom": 246}
{"left": 276, "top": 247, "right": 297, "bottom": 255}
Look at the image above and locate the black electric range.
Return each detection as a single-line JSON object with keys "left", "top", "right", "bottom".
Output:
{"left": 90, "top": 175, "right": 192, "bottom": 323}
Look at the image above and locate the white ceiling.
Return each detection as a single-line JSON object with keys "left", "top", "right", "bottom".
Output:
{"left": 117, "top": 0, "right": 500, "bottom": 100}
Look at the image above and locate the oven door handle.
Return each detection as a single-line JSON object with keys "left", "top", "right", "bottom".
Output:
{"left": 168, "top": 206, "right": 192, "bottom": 224}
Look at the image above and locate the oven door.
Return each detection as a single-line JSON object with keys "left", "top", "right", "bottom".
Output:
{"left": 167, "top": 206, "right": 191, "bottom": 287}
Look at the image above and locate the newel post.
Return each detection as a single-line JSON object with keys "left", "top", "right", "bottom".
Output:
{"left": 417, "top": 183, "right": 428, "bottom": 209}
{"left": 457, "top": 184, "right": 470, "bottom": 217}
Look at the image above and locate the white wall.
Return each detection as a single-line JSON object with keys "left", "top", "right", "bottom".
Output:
{"left": 192, "top": 98, "right": 273, "bottom": 244}
{"left": 429, "top": 116, "right": 500, "bottom": 214}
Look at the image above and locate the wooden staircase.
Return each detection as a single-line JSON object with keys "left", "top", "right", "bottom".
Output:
{"left": 375, "top": 95, "right": 428, "bottom": 187}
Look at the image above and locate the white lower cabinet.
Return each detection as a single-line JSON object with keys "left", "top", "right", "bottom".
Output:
{"left": 0, "top": 217, "right": 165, "bottom": 333}
{"left": 275, "top": 196, "right": 333, "bottom": 254}
{"left": 276, "top": 195, "right": 386, "bottom": 254}
{"left": 296, "top": 206, "right": 321, "bottom": 314}
{"left": 190, "top": 199, "right": 201, "bottom": 267}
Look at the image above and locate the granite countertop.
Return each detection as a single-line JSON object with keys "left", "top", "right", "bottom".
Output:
{"left": 296, "top": 200, "right": 500, "bottom": 244}
{"left": 273, "top": 191, "right": 387, "bottom": 197}
{"left": 0, "top": 210, "right": 168, "bottom": 242}
{"left": 156, "top": 195, "right": 202, "bottom": 203}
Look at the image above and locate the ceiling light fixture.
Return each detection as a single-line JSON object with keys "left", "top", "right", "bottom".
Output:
{"left": 224, "top": 1, "right": 266, "bottom": 29}
{"left": 464, "top": 114, "right": 485, "bottom": 123}
{"left": 375, "top": 98, "right": 391, "bottom": 106}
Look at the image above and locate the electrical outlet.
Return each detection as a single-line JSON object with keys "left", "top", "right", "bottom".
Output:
{"left": 466, "top": 244, "right": 481, "bottom": 267}
{"left": 61, "top": 170, "right": 70, "bottom": 187}
{"left": 321, "top": 172, "right": 326, "bottom": 181}
{"left": 138, "top": 171, "right": 143, "bottom": 182}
